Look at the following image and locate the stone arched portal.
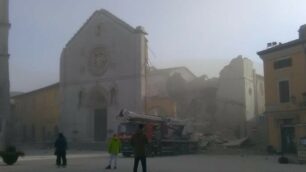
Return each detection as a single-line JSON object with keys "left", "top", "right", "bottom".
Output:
{"left": 87, "top": 85, "right": 108, "bottom": 141}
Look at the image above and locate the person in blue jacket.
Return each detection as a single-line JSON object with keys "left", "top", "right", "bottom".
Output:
{"left": 54, "top": 133, "right": 67, "bottom": 167}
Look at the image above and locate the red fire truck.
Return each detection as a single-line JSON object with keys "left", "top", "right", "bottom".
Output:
{"left": 116, "top": 109, "right": 199, "bottom": 157}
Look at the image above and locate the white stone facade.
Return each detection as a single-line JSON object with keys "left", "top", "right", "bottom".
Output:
{"left": 0, "top": 0, "right": 10, "bottom": 148}
{"left": 215, "top": 56, "right": 265, "bottom": 138}
{"left": 59, "top": 10, "right": 147, "bottom": 143}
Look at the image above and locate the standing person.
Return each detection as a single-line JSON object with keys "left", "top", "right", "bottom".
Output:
{"left": 54, "top": 133, "right": 68, "bottom": 167}
{"left": 131, "top": 124, "right": 148, "bottom": 172}
{"left": 105, "top": 134, "right": 121, "bottom": 170}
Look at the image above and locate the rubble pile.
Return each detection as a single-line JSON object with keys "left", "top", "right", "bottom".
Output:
{"left": 198, "top": 134, "right": 266, "bottom": 155}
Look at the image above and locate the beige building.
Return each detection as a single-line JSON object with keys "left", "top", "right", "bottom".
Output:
{"left": 11, "top": 84, "right": 60, "bottom": 144}
{"left": 258, "top": 25, "right": 306, "bottom": 153}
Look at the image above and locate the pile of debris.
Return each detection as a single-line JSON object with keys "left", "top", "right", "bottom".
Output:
{"left": 198, "top": 134, "right": 265, "bottom": 155}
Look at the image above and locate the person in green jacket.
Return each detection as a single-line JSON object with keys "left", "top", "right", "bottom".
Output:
{"left": 105, "top": 134, "right": 121, "bottom": 170}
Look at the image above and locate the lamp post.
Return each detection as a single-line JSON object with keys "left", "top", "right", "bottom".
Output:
{"left": 0, "top": 0, "right": 11, "bottom": 149}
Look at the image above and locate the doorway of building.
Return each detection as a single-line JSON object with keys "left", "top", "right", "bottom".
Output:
{"left": 281, "top": 126, "right": 296, "bottom": 153}
{"left": 94, "top": 109, "right": 107, "bottom": 141}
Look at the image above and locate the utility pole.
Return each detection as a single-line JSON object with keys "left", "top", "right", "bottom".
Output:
{"left": 0, "top": 0, "right": 11, "bottom": 149}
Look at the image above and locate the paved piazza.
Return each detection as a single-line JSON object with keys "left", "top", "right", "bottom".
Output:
{"left": 0, "top": 152, "right": 305, "bottom": 172}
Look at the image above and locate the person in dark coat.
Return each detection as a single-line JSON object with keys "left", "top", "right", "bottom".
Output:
{"left": 54, "top": 133, "right": 67, "bottom": 167}
{"left": 131, "top": 124, "right": 148, "bottom": 172}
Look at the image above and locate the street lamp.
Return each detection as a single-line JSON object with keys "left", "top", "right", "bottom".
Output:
{"left": 0, "top": 0, "right": 11, "bottom": 149}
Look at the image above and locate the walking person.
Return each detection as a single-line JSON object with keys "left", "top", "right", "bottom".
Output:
{"left": 54, "top": 133, "right": 68, "bottom": 167}
{"left": 105, "top": 134, "right": 121, "bottom": 170}
{"left": 131, "top": 124, "right": 148, "bottom": 172}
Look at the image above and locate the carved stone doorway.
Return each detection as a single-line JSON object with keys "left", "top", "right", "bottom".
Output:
{"left": 94, "top": 108, "right": 107, "bottom": 141}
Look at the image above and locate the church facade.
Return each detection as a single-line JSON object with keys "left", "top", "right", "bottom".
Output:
{"left": 59, "top": 10, "right": 148, "bottom": 143}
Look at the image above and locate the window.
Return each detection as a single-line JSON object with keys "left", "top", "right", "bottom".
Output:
{"left": 260, "top": 83, "right": 264, "bottom": 96}
{"left": 23, "top": 125, "right": 27, "bottom": 141}
{"left": 274, "top": 58, "right": 292, "bottom": 69}
{"left": 78, "top": 90, "right": 83, "bottom": 108}
{"left": 54, "top": 125, "right": 59, "bottom": 137}
{"left": 42, "top": 126, "right": 46, "bottom": 141}
{"left": 279, "top": 80, "right": 290, "bottom": 103}
{"left": 248, "top": 88, "right": 252, "bottom": 95}
{"left": 31, "top": 124, "right": 36, "bottom": 140}
{"left": 302, "top": 92, "right": 306, "bottom": 106}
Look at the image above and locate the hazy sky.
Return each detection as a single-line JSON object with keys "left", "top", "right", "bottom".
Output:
{"left": 8, "top": 0, "right": 306, "bottom": 92}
